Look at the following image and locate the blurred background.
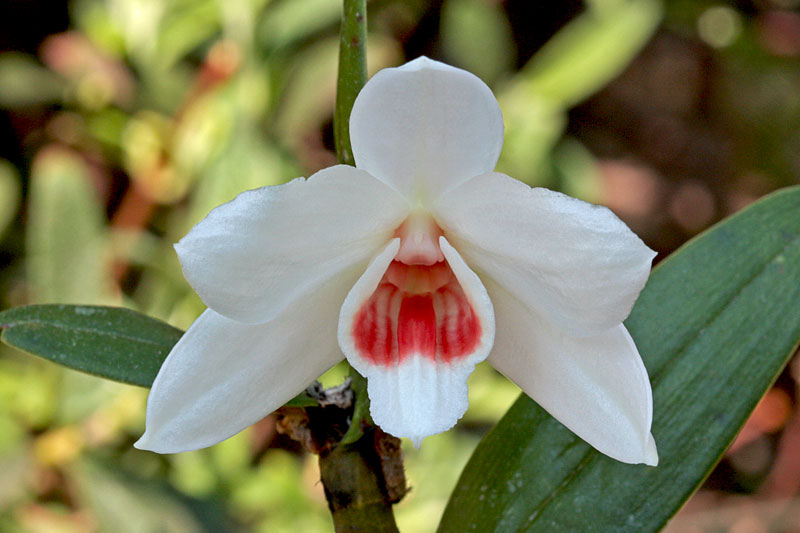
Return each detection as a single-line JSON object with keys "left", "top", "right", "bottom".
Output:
{"left": 0, "top": 0, "right": 798, "bottom": 531}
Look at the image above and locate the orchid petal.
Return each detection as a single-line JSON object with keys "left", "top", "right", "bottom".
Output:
{"left": 435, "top": 172, "right": 656, "bottom": 337}
{"left": 176, "top": 165, "right": 408, "bottom": 324}
{"left": 350, "top": 57, "right": 504, "bottom": 202}
{"left": 338, "top": 237, "right": 494, "bottom": 445}
{"left": 134, "top": 272, "right": 354, "bottom": 453}
{"left": 486, "top": 281, "right": 657, "bottom": 466}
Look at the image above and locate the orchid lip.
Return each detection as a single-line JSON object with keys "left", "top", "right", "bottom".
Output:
{"left": 338, "top": 235, "right": 495, "bottom": 445}
{"left": 345, "top": 215, "right": 482, "bottom": 368}
{"left": 351, "top": 260, "right": 482, "bottom": 367}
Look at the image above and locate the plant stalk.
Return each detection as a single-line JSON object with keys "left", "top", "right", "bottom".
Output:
{"left": 334, "top": 0, "right": 367, "bottom": 166}
{"left": 319, "top": 428, "right": 403, "bottom": 533}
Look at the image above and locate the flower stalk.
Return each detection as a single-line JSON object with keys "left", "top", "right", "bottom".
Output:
{"left": 334, "top": 0, "right": 367, "bottom": 166}
{"left": 333, "top": 0, "right": 373, "bottom": 447}
{"left": 319, "top": 427, "right": 404, "bottom": 533}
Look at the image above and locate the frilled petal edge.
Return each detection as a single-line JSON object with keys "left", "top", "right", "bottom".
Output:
{"left": 435, "top": 172, "right": 656, "bottom": 337}
{"left": 350, "top": 57, "right": 504, "bottom": 202}
{"left": 134, "top": 269, "right": 355, "bottom": 453}
{"left": 176, "top": 165, "right": 408, "bottom": 324}
{"left": 486, "top": 280, "right": 657, "bottom": 466}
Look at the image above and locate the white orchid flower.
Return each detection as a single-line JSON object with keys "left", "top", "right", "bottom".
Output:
{"left": 135, "top": 57, "right": 658, "bottom": 466}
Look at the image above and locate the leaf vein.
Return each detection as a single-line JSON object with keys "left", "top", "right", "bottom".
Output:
{"left": 648, "top": 233, "right": 800, "bottom": 386}
{"left": 1, "top": 319, "right": 180, "bottom": 349}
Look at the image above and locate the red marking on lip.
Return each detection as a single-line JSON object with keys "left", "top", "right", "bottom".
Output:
{"left": 398, "top": 294, "right": 437, "bottom": 359}
{"left": 352, "top": 261, "right": 481, "bottom": 366}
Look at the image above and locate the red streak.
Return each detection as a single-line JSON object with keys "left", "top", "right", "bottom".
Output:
{"left": 398, "top": 295, "right": 437, "bottom": 359}
{"left": 352, "top": 261, "right": 481, "bottom": 366}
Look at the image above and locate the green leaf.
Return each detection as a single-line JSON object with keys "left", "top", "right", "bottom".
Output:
{"left": 521, "top": 0, "right": 662, "bottom": 109}
{"left": 0, "top": 304, "right": 320, "bottom": 407}
{"left": 0, "top": 160, "right": 21, "bottom": 239}
{"left": 283, "top": 394, "right": 319, "bottom": 408}
{"left": 0, "top": 305, "right": 182, "bottom": 388}
{"left": 0, "top": 53, "right": 64, "bottom": 108}
{"left": 440, "top": 0, "right": 514, "bottom": 83}
{"left": 71, "top": 457, "right": 242, "bottom": 533}
{"left": 157, "top": 0, "right": 220, "bottom": 71}
{"left": 27, "top": 148, "right": 113, "bottom": 304}
{"left": 258, "top": 0, "right": 341, "bottom": 51}
{"left": 439, "top": 186, "right": 800, "bottom": 532}
{"left": 496, "top": 0, "right": 661, "bottom": 186}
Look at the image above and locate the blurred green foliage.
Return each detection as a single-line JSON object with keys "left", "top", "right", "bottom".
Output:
{"left": 0, "top": 0, "right": 798, "bottom": 531}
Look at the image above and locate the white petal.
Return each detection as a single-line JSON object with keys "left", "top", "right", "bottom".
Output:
{"left": 338, "top": 237, "right": 494, "bottom": 445}
{"left": 350, "top": 57, "right": 504, "bottom": 202}
{"left": 486, "top": 281, "right": 657, "bottom": 465}
{"left": 176, "top": 165, "right": 408, "bottom": 324}
{"left": 134, "top": 271, "right": 354, "bottom": 453}
{"left": 435, "top": 172, "right": 656, "bottom": 337}
{"left": 365, "top": 357, "right": 474, "bottom": 448}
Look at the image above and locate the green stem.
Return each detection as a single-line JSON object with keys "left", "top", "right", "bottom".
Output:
{"left": 319, "top": 430, "right": 401, "bottom": 533}
{"left": 340, "top": 364, "right": 370, "bottom": 444}
{"left": 333, "top": 0, "right": 372, "bottom": 448}
{"left": 334, "top": 0, "right": 367, "bottom": 166}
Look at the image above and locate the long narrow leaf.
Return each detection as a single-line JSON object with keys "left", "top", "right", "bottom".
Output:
{"left": 0, "top": 305, "right": 182, "bottom": 387}
{"left": 440, "top": 186, "right": 800, "bottom": 532}
{"left": 0, "top": 304, "right": 319, "bottom": 408}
